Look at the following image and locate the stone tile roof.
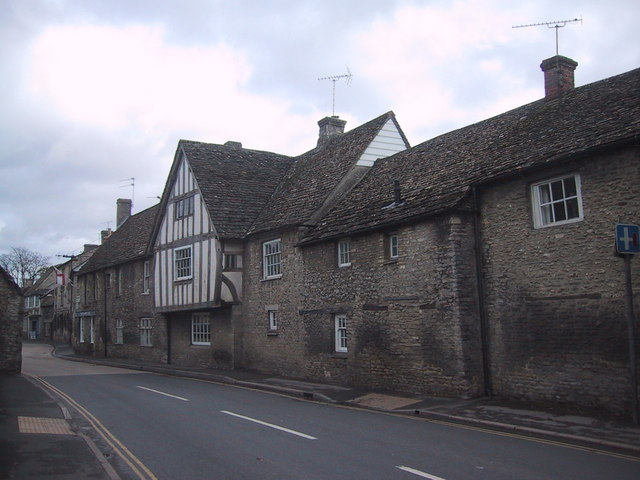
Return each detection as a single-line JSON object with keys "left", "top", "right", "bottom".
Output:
{"left": 248, "top": 112, "right": 405, "bottom": 235}
{"left": 180, "top": 141, "right": 294, "bottom": 239}
{"left": 80, "top": 204, "right": 159, "bottom": 274}
{"left": 301, "top": 67, "right": 640, "bottom": 244}
{"left": 0, "top": 265, "right": 22, "bottom": 296}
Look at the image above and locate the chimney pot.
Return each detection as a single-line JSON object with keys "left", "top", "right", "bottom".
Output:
{"left": 540, "top": 55, "right": 578, "bottom": 99}
{"left": 116, "top": 199, "right": 132, "bottom": 229}
{"left": 317, "top": 116, "right": 347, "bottom": 147}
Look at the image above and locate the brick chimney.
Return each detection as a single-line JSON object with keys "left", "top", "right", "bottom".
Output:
{"left": 116, "top": 198, "right": 132, "bottom": 229}
{"left": 317, "top": 116, "right": 347, "bottom": 147}
{"left": 540, "top": 55, "right": 578, "bottom": 99}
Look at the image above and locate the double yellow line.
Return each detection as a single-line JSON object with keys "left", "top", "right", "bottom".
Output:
{"left": 25, "top": 374, "right": 157, "bottom": 480}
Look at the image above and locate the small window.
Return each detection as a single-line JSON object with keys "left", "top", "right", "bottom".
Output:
{"left": 140, "top": 318, "right": 153, "bottom": 347}
{"left": 79, "top": 317, "right": 84, "bottom": 343}
{"left": 192, "top": 313, "right": 211, "bottom": 345}
{"left": 268, "top": 310, "right": 278, "bottom": 331}
{"left": 224, "top": 254, "right": 242, "bottom": 270}
{"left": 174, "top": 246, "right": 193, "bottom": 280}
{"left": 116, "top": 268, "right": 122, "bottom": 296}
{"left": 175, "top": 195, "right": 195, "bottom": 219}
{"left": 388, "top": 234, "right": 399, "bottom": 259}
{"left": 143, "top": 260, "right": 151, "bottom": 294}
{"left": 532, "top": 174, "right": 583, "bottom": 228}
{"left": 262, "top": 239, "right": 282, "bottom": 279}
{"left": 335, "top": 315, "right": 348, "bottom": 353}
{"left": 338, "top": 239, "right": 351, "bottom": 267}
{"left": 115, "top": 319, "right": 124, "bottom": 344}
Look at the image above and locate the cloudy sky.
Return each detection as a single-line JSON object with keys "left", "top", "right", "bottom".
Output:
{"left": 1, "top": 0, "right": 638, "bottom": 262}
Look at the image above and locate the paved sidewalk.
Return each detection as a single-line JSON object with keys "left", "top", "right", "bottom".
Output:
{"left": 0, "top": 373, "right": 115, "bottom": 479}
{"left": 52, "top": 343, "right": 640, "bottom": 457}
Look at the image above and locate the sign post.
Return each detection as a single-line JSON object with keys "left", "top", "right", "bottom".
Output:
{"left": 616, "top": 224, "right": 639, "bottom": 424}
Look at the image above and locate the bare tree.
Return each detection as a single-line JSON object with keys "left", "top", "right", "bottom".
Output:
{"left": 0, "top": 247, "right": 50, "bottom": 288}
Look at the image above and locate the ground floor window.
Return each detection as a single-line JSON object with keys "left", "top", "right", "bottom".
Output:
{"left": 80, "top": 317, "right": 95, "bottom": 344}
{"left": 192, "top": 313, "right": 211, "bottom": 345}
{"left": 115, "top": 319, "right": 124, "bottom": 344}
{"left": 140, "top": 318, "right": 153, "bottom": 346}
{"left": 334, "top": 314, "right": 347, "bottom": 353}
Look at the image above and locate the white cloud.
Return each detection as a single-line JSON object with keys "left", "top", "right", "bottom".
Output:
{"left": 27, "top": 23, "right": 317, "bottom": 154}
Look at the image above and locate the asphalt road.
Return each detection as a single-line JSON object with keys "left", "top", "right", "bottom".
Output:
{"left": 22, "top": 344, "right": 640, "bottom": 480}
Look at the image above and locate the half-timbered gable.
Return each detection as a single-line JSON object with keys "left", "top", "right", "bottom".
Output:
{"left": 151, "top": 140, "right": 293, "bottom": 368}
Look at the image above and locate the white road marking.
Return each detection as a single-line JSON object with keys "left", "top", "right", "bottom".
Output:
{"left": 137, "top": 386, "right": 189, "bottom": 402}
{"left": 396, "top": 465, "right": 448, "bottom": 480}
{"left": 221, "top": 410, "right": 317, "bottom": 440}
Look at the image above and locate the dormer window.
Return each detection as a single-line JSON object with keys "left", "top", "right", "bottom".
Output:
{"left": 175, "top": 195, "right": 195, "bottom": 219}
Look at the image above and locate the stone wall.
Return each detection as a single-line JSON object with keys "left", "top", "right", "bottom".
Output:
{"left": 0, "top": 270, "right": 23, "bottom": 374}
{"left": 479, "top": 146, "right": 640, "bottom": 416}
{"left": 241, "top": 220, "right": 485, "bottom": 398}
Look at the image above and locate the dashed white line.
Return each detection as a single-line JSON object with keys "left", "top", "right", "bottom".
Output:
{"left": 221, "top": 410, "right": 317, "bottom": 440}
{"left": 137, "top": 386, "right": 189, "bottom": 401}
{"left": 396, "top": 465, "right": 448, "bottom": 479}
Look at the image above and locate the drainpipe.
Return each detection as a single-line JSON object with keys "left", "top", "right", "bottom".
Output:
{"left": 472, "top": 185, "right": 492, "bottom": 396}
{"left": 103, "top": 271, "right": 108, "bottom": 358}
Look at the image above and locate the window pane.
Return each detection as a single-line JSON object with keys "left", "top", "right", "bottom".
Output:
{"left": 550, "top": 180, "right": 564, "bottom": 201}
{"left": 566, "top": 198, "right": 580, "bottom": 219}
{"left": 563, "top": 177, "right": 577, "bottom": 197}
{"left": 553, "top": 201, "right": 567, "bottom": 221}
{"left": 539, "top": 184, "right": 551, "bottom": 204}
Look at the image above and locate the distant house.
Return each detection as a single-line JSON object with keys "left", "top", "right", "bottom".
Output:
{"left": 22, "top": 267, "right": 56, "bottom": 340}
{"left": 0, "top": 265, "right": 23, "bottom": 374}
{"left": 74, "top": 201, "right": 161, "bottom": 360}
{"left": 50, "top": 244, "right": 98, "bottom": 344}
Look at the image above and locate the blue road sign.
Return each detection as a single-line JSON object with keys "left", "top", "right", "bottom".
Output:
{"left": 616, "top": 224, "right": 640, "bottom": 254}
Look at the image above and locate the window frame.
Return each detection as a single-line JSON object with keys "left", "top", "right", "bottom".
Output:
{"left": 174, "top": 246, "right": 193, "bottom": 281}
{"left": 139, "top": 318, "right": 153, "bottom": 347}
{"left": 115, "top": 318, "right": 124, "bottom": 345}
{"left": 175, "top": 195, "right": 195, "bottom": 220}
{"left": 338, "top": 239, "right": 351, "bottom": 267}
{"left": 262, "top": 239, "right": 282, "bottom": 280}
{"left": 334, "top": 314, "right": 348, "bottom": 353}
{"left": 191, "top": 313, "right": 211, "bottom": 346}
{"left": 531, "top": 174, "right": 584, "bottom": 228}
{"left": 143, "top": 260, "right": 151, "bottom": 294}
{"left": 268, "top": 310, "right": 278, "bottom": 331}
{"left": 388, "top": 234, "right": 399, "bottom": 259}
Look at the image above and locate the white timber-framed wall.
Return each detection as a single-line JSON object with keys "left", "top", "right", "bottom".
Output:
{"left": 154, "top": 153, "right": 221, "bottom": 311}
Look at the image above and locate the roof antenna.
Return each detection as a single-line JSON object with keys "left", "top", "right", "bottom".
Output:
{"left": 512, "top": 17, "right": 582, "bottom": 56}
{"left": 118, "top": 177, "right": 135, "bottom": 207}
{"left": 318, "top": 67, "right": 353, "bottom": 116}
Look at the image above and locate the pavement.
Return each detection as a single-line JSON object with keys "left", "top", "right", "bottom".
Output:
{"left": 2, "top": 343, "right": 639, "bottom": 479}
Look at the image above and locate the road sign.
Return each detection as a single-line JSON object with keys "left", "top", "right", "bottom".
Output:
{"left": 616, "top": 224, "right": 640, "bottom": 254}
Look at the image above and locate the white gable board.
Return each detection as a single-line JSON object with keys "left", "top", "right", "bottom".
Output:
{"left": 357, "top": 118, "right": 407, "bottom": 167}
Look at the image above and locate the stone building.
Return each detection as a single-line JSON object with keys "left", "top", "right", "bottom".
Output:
{"left": 22, "top": 267, "right": 56, "bottom": 340}
{"left": 0, "top": 266, "right": 23, "bottom": 374}
{"left": 74, "top": 201, "right": 163, "bottom": 362}
{"left": 51, "top": 244, "right": 98, "bottom": 344}
{"left": 298, "top": 56, "right": 640, "bottom": 415}
{"left": 70, "top": 55, "right": 639, "bottom": 418}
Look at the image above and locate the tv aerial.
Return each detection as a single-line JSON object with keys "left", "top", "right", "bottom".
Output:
{"left": 318, "top": 67, "right": 353, "bottom": 116}
{"left": 513, "top": 17, "right": 582, "bottom": 56}
{"left": 118, "top": 177, "right": 135, "bottom": 207}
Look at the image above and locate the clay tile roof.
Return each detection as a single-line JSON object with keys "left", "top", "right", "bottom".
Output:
{"left": 301, "top": 67, "right": 640, "bottom": 244}
{"left": 180, "top": 141, "right": 294, "bottom": 239}
{"left": 248, "top": 111, "right": 403, "bottom": 235}
{"left": 80, "top": 204, "right": 160, "bottom": 274}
